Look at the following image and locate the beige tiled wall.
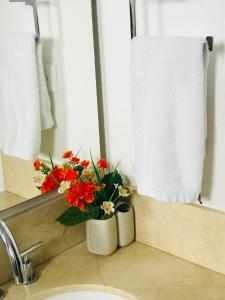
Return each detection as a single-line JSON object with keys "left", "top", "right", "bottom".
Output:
{"left": 0, "top": 194, "right": 85, "bottom": 285}
{"left": 132, "top": 192, "right": 225, "bottom": 275}
{"left": 0, "top": 191, "right": 27, "bottom": 211}
{"left": 1, "top": 153, "right": 40, "bottom": 199}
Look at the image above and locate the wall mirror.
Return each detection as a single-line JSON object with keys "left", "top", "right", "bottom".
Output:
{"left": 0, "top": 0, "right": 101, "bottom": 212}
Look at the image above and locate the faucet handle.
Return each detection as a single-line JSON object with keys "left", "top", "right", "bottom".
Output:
{"left": 20, "top": 241, "right": 45, "bottom": 285}
{"left": 21, "top": 241, "right": 45, "bottom": 261}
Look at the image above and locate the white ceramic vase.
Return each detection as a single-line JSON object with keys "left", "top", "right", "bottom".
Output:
{"left": 116, "top": 202, "right": 135, "bottom": 247}
{"left": 86, "top": 215, "right": 117, "bottom": 256}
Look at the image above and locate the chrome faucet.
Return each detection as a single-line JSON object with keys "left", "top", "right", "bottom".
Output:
{"left": 0, "top": 289, "right": 4, "bottom": 300}
{"left": 0, "top": 219, "right": 44, "bottom": 288}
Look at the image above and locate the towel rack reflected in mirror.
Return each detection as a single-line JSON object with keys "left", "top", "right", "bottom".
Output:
{"left": 9, "top": 0, "right": 40, "bottom": 42}
{"left": 129, "top": 0, "right": 213, "bottom": 51}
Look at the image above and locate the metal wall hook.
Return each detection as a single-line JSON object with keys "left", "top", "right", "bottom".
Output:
{"left": 9, "top": 0, "right": 40, "bottom": 42}
{"left": 129, "top": 0, "right": 213, "bottom": 51}
{"left": 129, "top": 0, "right": 136, "bottom": 39}
{"left": 206, "top": 36, "right": 213, "bottom": 51}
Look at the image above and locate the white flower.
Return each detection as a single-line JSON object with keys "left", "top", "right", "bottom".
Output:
{"left": 118, "top": 186, "right": 130, "bottom": 197}
{"left": 100, "top": 201, "right": 115, "bottom": 215}
{"left": 33, "top": 171, "right": 46, "bottom": 187}
{"left": 58, "top": 181, "right": 71, "bottom": 194}
{"left": 114, "top": 183, "right": 119, "bottom": 189}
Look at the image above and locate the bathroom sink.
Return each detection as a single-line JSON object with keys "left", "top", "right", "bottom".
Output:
{"left": 28, "top": 284, "right": 138, "bottom": 300}
{"left": 45, "top": 291, "right": 127, "bottom": 300}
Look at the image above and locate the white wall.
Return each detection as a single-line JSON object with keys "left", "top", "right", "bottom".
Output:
{"left": 97, "top": 0, "right": 134, "bottom": 183}
{"left": 0, "top": 156, "right": 4, "bottom": 192}
{"left": 97, "top": 0, "right": 225, "bottom": 211}
{"left": 0, "top": 0, "right": 100, "bottom": 183}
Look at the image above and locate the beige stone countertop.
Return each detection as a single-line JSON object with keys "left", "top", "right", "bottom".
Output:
{"left": 3, "top": 241, "right": 225, "bottom": 300}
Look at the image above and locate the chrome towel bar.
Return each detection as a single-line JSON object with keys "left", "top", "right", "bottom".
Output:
{"left": 9, "top": 0, "right": 40, "bottom": 42}
{"left": 129, "top": 0, "right": 213, "bottom": 51}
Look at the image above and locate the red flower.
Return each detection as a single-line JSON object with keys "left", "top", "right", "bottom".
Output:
{"left": 33, "top": 160, "right": 41, "bottom": 171}
{"left": 66, "top": 181, "right": 96, "bottom": 209}
{"left": 62, "top": 150, "right": 73, "bottom": 159}
{"left": 40, "top": 166, "right": 78, "bottom": 194}
{"left": 41, "top": 175, "right": 58, "bottom": 193}
{"left": 51, "top": 166, "right": 78, "bottom": 183}
{"left": 51, "top": 166, "right": 64, "bottom": 182}
{"left": 97, "top": 159, "right": 108, "bottom": 169}
{"left": 80, "top": 160, "right": 90, "bottom": 168}
{"left": 66, "top": 193, "right": 85, "bottom": 210}
{"left": 64, "top": 169, "right": 78, "bottom": 182}
{"left": 70, "top": 156, "right": 80, "bottom": 165}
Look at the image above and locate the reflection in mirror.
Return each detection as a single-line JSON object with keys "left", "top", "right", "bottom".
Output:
{"left": 0, "top": 0, "right": 100, "bottom": 212}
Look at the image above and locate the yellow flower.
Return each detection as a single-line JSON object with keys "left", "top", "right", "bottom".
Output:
{"left": 58, "top": 181, "right": 71, "bottom": 194}
{"left": 100, "top": 201, "right": 115, "bottom": 215}
{"left": 118, "top": 186, "right": 130, "bottom": 197}
{"left": 82, "top": 169, "right": 94, "bottom": 177}
{"left": 33, "top": 171, "right": 46, "bottom": 187}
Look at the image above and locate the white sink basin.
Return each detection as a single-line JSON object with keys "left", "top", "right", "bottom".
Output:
{"left": 45, "top": 291, "right": 127, "bottom": 300}
{"left": 28, "top": 284, "right": 138, "bottom": 300}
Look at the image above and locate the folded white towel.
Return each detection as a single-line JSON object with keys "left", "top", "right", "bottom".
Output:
{"left": 131, "top": 37, "right": 209, "bottom": 203}
{"left": 0, "top": 33, "right": 54, "bottom": 160}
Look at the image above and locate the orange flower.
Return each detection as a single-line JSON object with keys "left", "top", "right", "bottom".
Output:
{"left": 62, "top": 150, "right": 73, "bottom": 159}
{"left": 70, "top": 156, "right": 80, "bottom": 165}
{"left": 95, "top": 183, "right": 106, "bottom": 191}
{"left": 33, "top": 159, "right": 41, "bottom": 171}
{"left": 80, "top": 160, "right": 90, "bottom": 168}
{"left": 97, "top": 159, "right": 108, "bottom": 169}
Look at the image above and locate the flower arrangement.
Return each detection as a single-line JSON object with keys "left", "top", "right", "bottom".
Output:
{"left": 33, "top": 150, "right": 129, "bottom": 227}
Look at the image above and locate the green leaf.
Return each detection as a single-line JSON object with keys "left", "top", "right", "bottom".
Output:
{"left": 56, "top": 205, "right": 100, "bottom": 227}
{"left": 48, "top": 152, "right": 54, "bottom": 169}
{"left": 90, "top": 150, "right": 101, "bottom": 184}
{"left": 114, "top": 159, "right": 123, "bottom": 171}
{"left": 73, "top": 165, "right": 84, "bottom": 174}
{"left": 94, "top": 189, "right": 107, "bottom": 207}
{"left": 102, "top": 170, "right": 123, "bottom": 200}
{"left": 100, "top": 213, "right": 113, "bottom": 220}
{"left": 75, "top": 146, "right": 82, "bottom": 157}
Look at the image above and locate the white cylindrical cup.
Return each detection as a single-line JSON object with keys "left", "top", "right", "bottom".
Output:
{"left": 116, "top": 202, "right": 135, "bottom": 247}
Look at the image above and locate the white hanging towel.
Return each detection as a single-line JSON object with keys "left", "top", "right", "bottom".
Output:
{"left": 131, "top": 36, "right": 209, "bottom": 203}
{"left": 0, "top": 33, "right": 54, "bottom": 160}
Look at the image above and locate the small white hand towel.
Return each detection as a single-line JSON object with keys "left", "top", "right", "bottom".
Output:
{"left": 0, "top": 33, "right": 54, "bottom": 160}
{"left": 131, "top": 36, "right": 209, "bottom": 203}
